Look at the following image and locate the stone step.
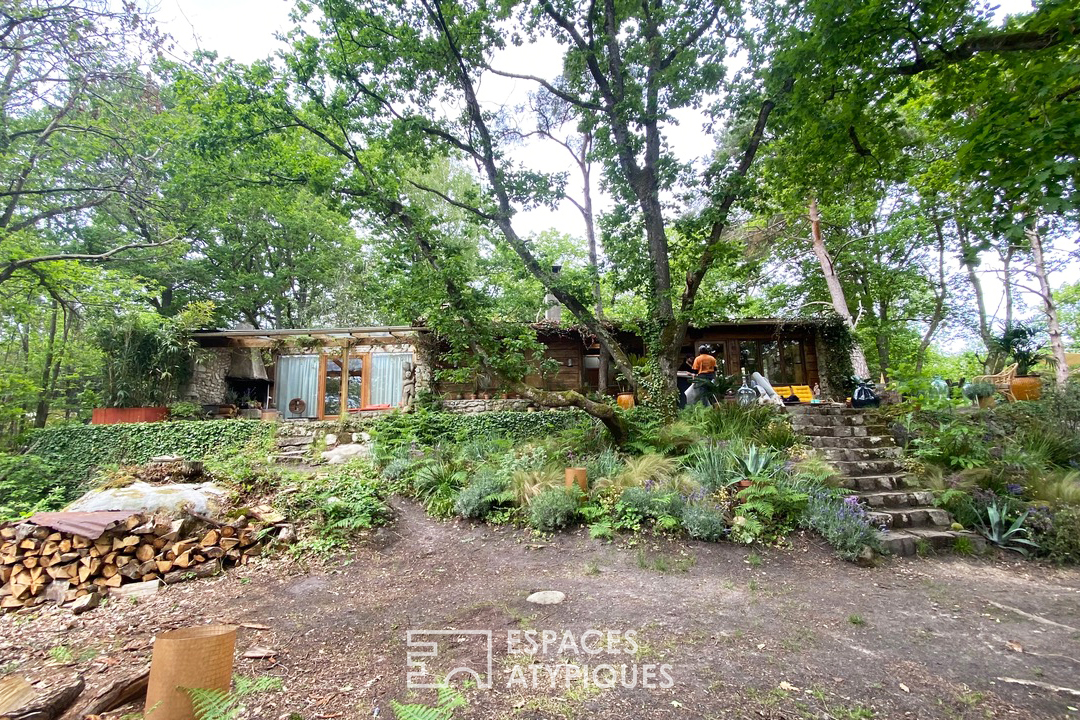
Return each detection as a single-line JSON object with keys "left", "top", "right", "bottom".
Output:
{"left": 792, "top": 414, "right": 875, "bottom": 428}
{"left": 834, "top": 459, "right": 906, "bottom": 477}
{"left": 276, "top": 436, "right": 314, "bottom": 448}
{"left": 857, "top": 490, "right": 934, "bottom": 509}
{"left": 787, "top": 405, "right": 868, "bottom": 416}
{"left": 867, "top": 507, "right": 951, "bottom": 530}
{"left": 819, "top": 446, "right": 903, "bottom": 462}
{"left": 796, "top": 425, "right": 889, "bottom": 438}
{"left": 808, "top": 435, "right": 897, "bottom": 449}
{"left": 879, "top": 529, "right": 986, "bottom": 557}
{"left": 838, "top": 474, "right": 914, "bottom": 492}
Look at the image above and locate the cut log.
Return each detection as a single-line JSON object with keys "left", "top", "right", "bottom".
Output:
{"left": 57, "top": 539, "right": 72, "bottom": 554}
{"left": 172, "top": 551, "right": 192, "bottom": 569}
{"left": 0, "top": 527, "right": 14, "bottom": 539}
{"left": 200, "top": 529, "right": 220, "bottom": 547}
{"left": 1, "top": 675, "right": 84, "bottom": 720}
{"left": 70, "top": 536, "right": 90, "bottom": 550}
{"left": 162, "top": 559, "right": 221, "bottom": 585}
{"left": 102, "top": 574, "right": 122, "bottom": 588}
{"left": 135, "top": 544, "right": 155, "bottom": 562}
{"left": 0, "top": 675, "right": 35, "bottom": 714}
{"left": 74, "top": 668, "right": 149, "bottom": 716}
{"left": 155, "top": 560, "right": 173, "bottom": 574}
{"left": 70, "top": 592, "right": 100, "bottom": 614}
{"left": 118, "top": 561, "right": 143, "bottom": 580}
{"left": 109, "top": 580, "right": 160, "bottom": 601}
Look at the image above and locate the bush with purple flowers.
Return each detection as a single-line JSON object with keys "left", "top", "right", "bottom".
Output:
{"left": 800, "top": 490, "right": 884, "bottom": 561}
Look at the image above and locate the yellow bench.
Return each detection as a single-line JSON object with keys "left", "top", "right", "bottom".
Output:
{"left": 772, "top": 385, "right": 814, "bottom": 403}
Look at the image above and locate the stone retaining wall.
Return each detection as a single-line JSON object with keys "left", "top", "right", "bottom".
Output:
{"left": 441, "top": 398, "right": 534, "bottom": 414}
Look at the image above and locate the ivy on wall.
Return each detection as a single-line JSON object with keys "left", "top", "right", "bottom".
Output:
{"left": 815, "top": 315, "right": 857, "bottom": 398}
{"left": 26, "top": 420, "right": 274, "bottom": 486}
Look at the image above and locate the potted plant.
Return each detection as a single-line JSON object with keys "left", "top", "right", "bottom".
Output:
{"left": 92, "top": 304, "right": 212, "bottom": 425}
{"left": 995, "top": 323, "right": 1052, "bottom": 401}
{"left": 963, "top": 381, "right": 997, "bottom": 409}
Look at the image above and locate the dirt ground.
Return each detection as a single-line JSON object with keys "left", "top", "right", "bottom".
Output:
{"left": 2, "top": 499, "right": 1079, "bottom": 720}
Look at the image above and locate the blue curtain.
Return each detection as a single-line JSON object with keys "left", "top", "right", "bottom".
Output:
{"left": 275, "top": 355, "right": 319, "bottom": 418}
{"left": 371, "top": 353, "right": 413, "bottom": 406}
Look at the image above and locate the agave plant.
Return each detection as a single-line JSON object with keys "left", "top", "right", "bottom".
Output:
{"left": 730, "top": 444, "right": 779, "bottom": 482}
{"left": 980, "top": 502, "right": 1039, "bottom": 555}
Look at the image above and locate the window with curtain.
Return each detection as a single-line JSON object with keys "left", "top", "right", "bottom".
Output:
{"left": 371, "top": 353, "right": 413, "bottom": 406}
{"left": 275, "top": 355, "right": 319, "bottom": 418}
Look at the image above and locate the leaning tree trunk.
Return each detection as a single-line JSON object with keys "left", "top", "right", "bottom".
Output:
{"left": 809, "top": 199, "right": 871, "bottom": 380}
{"left": 1027, "top": 224, "right": 1069, "bottom": 386}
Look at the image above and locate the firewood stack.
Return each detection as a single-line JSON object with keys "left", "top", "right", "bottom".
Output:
{"left": 0, "top": 512, "right": 264, "bottom": 612}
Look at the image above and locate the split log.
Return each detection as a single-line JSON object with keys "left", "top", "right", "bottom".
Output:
{"left": 74, "top": 669, "right": 149, "bottom": 717}
{"left": 1, "top": 675, "right": 83, "bottom": 720}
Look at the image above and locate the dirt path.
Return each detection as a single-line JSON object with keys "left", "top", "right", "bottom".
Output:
{"left": 3, "top": 500, "right": 1079, "bottom": 719}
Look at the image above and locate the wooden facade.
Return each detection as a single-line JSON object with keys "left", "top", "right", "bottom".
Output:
{"left": 430, "top": 320, "right": 823, "bottom": 398}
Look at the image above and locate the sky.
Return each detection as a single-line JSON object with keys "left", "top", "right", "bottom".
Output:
{"left": 154, "top": 0, "right": 1073, "bottom": 348}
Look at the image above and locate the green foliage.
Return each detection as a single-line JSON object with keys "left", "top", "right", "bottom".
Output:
{"left": 991, "top": 323, "right": 1051, "bottom": 377}
{"left": 962, "top": 382, "right": 996, "bottom": 400}
{"left": 683, "top": 442, "right": 734, "bottom": 491}
{"left": 412, "top": 459, "right": 468, "bottom": 518}
{"left": 454, "top": 474, "right": 511, "bottom": 520}
{"left": 683, "top": 404, "right": 797, "bottom": 451}
{"left": 26, "top": 420, "right": 273, "bottom": 487}
{"left": 528, "top": 488, "right": 580, "bottom": 533}
{"left": 188, "top": 675, "right": 283, "bottom": 720}
{"left": 371, "top": 409, "right": 592, "bottom": 459}
{"left": 800, "top": 491, "right": 884, "bottom": 561}
{"left": 96, "top": 303, "right": 215, "bottom": 408}
{"left": 605, "top": 454, "right": 679, "bottom": 492}
{"left": 1029, "top": 506, "right": 1080, "bottom": 565}
{"left": 980, "top": 502, "right": 1039, "bottom": 556}
{"left": 509, "top": 468, "right": 563, "bottom": 507}
{"left": 680, "top": 503, "right": 728, "bottom": 542}
{"left": 276, "top": 460, "right": 391, "bottom": 553}
{"left": 391, "top": 685, "right": 467, "bottom": 720}
{"left": 0, "top": 453, "right": 73, "bottom": 521}
{"left": 169, "top": 401, "right": 207, "bottom": 421}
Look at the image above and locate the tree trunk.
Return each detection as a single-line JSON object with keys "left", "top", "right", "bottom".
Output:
{"left": 33, "top": 302, "right": 59, "bottom": 428}
{"left": 1027, "top": 224, "right": 1069, "bottom": 386}
{"left": 809, "top": 199, "right": 871, "bottom": 379}
{"left": 916, "top": 216, "right": 949, "bottom": 374}
{"left": 1002, "top": 243, "right": 1015, "bottom": 334}
{"left": 957, "top": 219, "right": 997, "bottom": 371}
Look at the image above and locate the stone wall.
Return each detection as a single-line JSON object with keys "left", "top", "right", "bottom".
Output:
{"left": 441, "top": 398, "right": 533, "bottom": 414}
{"left": 182, "top": 348, "right": 231, "bottom": 404}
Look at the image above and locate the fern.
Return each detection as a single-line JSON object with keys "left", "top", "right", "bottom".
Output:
{"left": 187, "top": 675, "right": 282, "bottom": 720}
{"left": 391, "top": 685, "right": 466, "bottom": 720}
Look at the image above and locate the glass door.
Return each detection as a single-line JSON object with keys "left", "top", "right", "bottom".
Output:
{"left": 320, "top": 352, "right": 344, "bottom": 418}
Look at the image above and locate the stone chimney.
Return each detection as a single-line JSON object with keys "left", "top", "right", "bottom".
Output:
{"left": 544, "top": 264, "right": 562, "bottom": 322}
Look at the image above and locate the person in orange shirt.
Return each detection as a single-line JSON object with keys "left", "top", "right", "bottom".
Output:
{"left": 692, "top": 346, "right": 718, "bottom": 379}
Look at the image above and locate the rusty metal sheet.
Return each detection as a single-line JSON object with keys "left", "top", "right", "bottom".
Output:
{"left": 25, "top": 510, "right": 138, "bottom": 539}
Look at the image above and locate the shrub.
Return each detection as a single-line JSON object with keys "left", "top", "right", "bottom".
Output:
{"left": 616, "top": 486, "right": 655, "bottom": 519}
{"left": 681, "top": 503, "right": 727, "bottom": 542}
{"left": 454, "top": 474, "right": 510, "bottom": 520}
{"left": 800, "top": 491, "right": 884, "bottom": 561}
{"left": 529, "top": 488, "right": 579, "bottom": 532}
{"left": 584, "top": 449, "right": 623, "bottom": 486}
{"left": 0, "top": 453, "right": 73, "bottom": 521}
{"left": 684, "top": 442, "right": 733, "bottom": 491}
{"left": 278, "top": 460, "right": 390, "bottom": 553}
{"left": 412, "top": 459, "right": 468, "bottom": 518}
{"left": 1029, "top": 506, "right": 1080, "bottom": 564}
{"left": 510, "top": 468, "right": 562, "bottom": 506}
{"left": 169, "top": 401, "right": 206, "bottom": 421}
{"left": 609, "top": 453, "right": 679, "bottom": 491}
{"left": 1026, "top": 470, "right": 1080, "bottom": 508}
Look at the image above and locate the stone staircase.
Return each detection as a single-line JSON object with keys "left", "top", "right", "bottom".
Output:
{"left": 789, "top": 405, "right": 974, "bottom": 557}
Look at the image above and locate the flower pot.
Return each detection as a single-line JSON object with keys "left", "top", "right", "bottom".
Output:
{"left": 1011, "top": 375, "right": 1041, "bottom": 401}
{"left": 616, "top": 393, "right": 635, "bottom": 410}
{"left": 977, "top": 396, "right": 996, "bottom": 409}
{"left": 737, "top": 479, "right": 753, "bottom": 490}
{"left": 565, "top": 467, "right": 588, "bottom": 493}
{"left": 91, "top": 406, "right": 168, "bottom": 425}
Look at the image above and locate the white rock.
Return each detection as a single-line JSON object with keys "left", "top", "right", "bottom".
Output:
{"left": 324, "top": 433, "right": 338, "bottom": 447}
{"left": 526, "top": 590, "right": 566, "bottom": 605}
{"left": 321, "top": 443, "right": 370, "bottom": 465}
